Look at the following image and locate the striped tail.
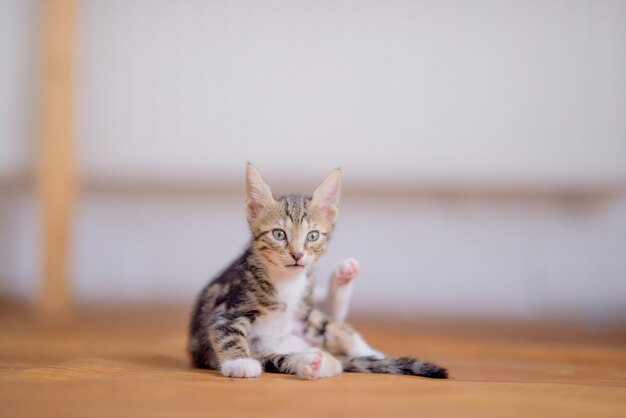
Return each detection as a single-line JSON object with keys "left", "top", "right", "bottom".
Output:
{"left": 339, "top": 356, "right": 448, "bottom": 379}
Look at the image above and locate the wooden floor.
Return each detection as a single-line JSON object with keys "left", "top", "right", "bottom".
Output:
{"left": 0, "top": 304, "right": 624, "bottom": 418}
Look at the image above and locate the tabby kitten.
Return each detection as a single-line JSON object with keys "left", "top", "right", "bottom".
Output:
{"left": 188, "top": 164, "right": 448, "bottom": 379}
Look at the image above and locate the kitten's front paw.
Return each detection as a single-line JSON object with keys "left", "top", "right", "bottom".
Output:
{"left": 332, "top": 258, "right": 360, "bottom": 286}
{"left": 221, "top": 358, "right": 262, "bottom": 378}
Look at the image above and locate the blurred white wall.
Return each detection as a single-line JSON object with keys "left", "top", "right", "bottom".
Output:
{"left": 76, "top": 0, "right": 626, "bottom": 185}
{"left": 0, "top": 0, "right": 39, "bottom": 299}
{"left": 0, "top": 0, "right": 38, "bottom": 178}
{"left": 1, "top": 0, "right": 625, "bottom": 321}
{"left": 71, "top": 192, "right": 626, "bottom": 323}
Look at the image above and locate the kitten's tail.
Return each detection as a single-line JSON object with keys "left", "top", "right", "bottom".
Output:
{"left": 338, "top": 356, "right": 448, "bottom": 378}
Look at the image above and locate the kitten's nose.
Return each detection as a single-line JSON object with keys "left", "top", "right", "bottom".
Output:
{"left": 290, "top": 251, "right": 304, "bottom": 262}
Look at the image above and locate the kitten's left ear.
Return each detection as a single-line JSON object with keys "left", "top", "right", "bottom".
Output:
{"left": 311, "top": 169, "right": 342, "bottom": 223}
{"left": 246, "top": 163, "right": 274, "bottom": 221}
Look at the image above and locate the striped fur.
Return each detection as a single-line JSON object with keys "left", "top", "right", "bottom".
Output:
{"left": 188, "top": 164, "right": 448, "bottom": 379}
{"left": 339, "top": 356, "right": 448, "bottom": 378}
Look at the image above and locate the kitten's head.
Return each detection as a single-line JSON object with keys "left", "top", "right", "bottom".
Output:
{"left": 245, "top": 163, "right": 341, "bottom": 274}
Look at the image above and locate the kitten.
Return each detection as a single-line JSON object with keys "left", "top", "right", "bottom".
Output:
{"left": 188, "top": 164, "right": 448, "bottom": 380}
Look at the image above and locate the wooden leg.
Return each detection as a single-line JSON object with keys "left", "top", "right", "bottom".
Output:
{"left": 37, "top": 0, "right": 76, "bottom": 316}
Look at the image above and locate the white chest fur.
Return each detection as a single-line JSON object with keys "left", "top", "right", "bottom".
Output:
{"left": 249, "top": 271, "right": 308, "bottom": 345}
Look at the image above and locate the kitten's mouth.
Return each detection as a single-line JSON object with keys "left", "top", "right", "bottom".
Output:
{"left": 286, "top": 263, "right": 305, "bottom": 269}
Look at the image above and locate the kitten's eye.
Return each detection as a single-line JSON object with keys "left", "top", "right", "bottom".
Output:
{"left": 306, "top": 231, "right": 320, "bottom": 242}
{"left": 272, "top": 229, "right": 286, "bottom": 241}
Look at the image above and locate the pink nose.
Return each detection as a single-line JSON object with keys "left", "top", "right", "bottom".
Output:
{"left": 291, "top": 252, "right": 304, "bottom": 262}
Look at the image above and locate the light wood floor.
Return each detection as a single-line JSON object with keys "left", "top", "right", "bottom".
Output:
{"left": 0, "top": 303, "right": 624, "bottom": 418}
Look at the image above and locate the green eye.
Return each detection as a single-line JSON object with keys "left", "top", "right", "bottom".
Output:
{"left": 307, "top": 231, "right": 320, "bottom": 242}
{"left": 272, "top": 229, "right": 286, "bottom": 241}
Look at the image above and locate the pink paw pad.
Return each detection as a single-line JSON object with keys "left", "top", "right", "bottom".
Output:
{"left": 336, "top": 258, "right": 359, "bottom": 285}
{"left": 297, "top": 350, "right": 324, "bottom": 380}
{"left": 309, "top": 353, "right": 321, "bottom": 371}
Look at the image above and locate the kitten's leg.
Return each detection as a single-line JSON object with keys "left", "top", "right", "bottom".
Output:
{"left": 326, "top": 258, "right": 359, "bottom": 323}
{"left": 208, "top": 315, "right": 262, "bottom": 378}
{"left": 255, "top": 335, "right": 342, "bottom": 380}
{"left": 302, "top": 309, "right": 385, "bottom": 359}
{"left": 261, "top": 349, "right": 342, "bottom": 380}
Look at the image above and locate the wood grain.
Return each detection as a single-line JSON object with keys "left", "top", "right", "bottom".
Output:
{"left": 0, "top": 305, "right": 624, "bottom": 418}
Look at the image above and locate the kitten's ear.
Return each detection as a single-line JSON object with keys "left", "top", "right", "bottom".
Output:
{"left": 246, "top": 163, "right": 274, "bottom": 220}
{"left": 311, "top": 169, "right": 342, "bottom": 223}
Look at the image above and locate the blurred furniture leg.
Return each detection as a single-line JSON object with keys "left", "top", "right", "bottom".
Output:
{"left": 37, "top": 0, "right": 76, "bottom": 316}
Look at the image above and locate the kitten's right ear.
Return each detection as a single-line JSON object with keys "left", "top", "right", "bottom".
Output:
{"left": 245, "top": 163, "right": 274, "bottom": 220}
{"left": 311, "top": 169, "right": 342, "bottom": 223}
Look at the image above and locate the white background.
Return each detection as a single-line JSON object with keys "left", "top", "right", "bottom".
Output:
{"left": 1, "top": 0, "right": 625, "bottom": 322}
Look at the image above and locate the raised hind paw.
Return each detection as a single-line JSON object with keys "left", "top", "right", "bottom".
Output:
{"left": 328, "top": 258, "right": 359, "bottom": 323}
{"left": 332, "top": 257, "right": 360, "bottom": 287}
